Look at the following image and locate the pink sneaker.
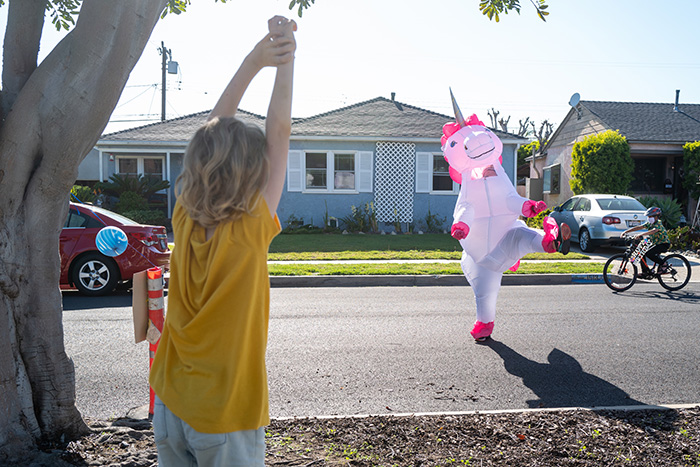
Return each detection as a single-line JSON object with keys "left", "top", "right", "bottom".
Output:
{"left": 470, "top": 321, "right": 494, "bottom": 342}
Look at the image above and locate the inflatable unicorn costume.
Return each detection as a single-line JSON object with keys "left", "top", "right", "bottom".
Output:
{"left": 442, "top": 90, "right": 571, "bottom": 342}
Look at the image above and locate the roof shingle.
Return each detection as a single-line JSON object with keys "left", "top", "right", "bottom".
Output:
{"left": 581, "top": 100, "right": 700, "bottom": 143}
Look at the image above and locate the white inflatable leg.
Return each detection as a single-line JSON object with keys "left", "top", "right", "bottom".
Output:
{"left": 480, "top": 226, "right": 547, "bottom": 272}
{"left": 461, "top": 253, "right": 502, "bottom": 324}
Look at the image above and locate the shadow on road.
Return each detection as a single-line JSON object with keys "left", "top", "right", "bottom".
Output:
{"left": 485, "top": 339, "right": 645, "bottom": 410}
{"left": 62, "top": 290, "right": 133, "bottom": 310}
{"left": 609, "top": 289, "right": 700, "bottom": 304}
{"left": 62, "top": 287, "right": 168, "bottom": 311}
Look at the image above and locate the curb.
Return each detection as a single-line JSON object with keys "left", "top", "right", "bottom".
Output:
{"left": 272, "top": 403, "right": 700, "bottom": 422}
{"left": 268, "top": 273, "right": 605, "bottom": 288}
{"left": 126, "top": 402, "right": 700, "bottom": 422}
{"left": 163, "top": 273, "right": 606, "bottom": 289}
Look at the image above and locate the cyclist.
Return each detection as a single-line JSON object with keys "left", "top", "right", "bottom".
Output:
{"left": 622, "top": 206, "right": 670, "bottom": 278}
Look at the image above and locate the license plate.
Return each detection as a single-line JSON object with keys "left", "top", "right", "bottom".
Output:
{"left": 626, "top": 220, "right": 641, "bottom": 227}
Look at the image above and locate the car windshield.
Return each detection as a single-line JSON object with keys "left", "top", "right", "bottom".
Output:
{"left": 595, "top": 198, "right": 645, "bottom": 211}
{"left": 72, "top": 203, "right": 140, "bottom": 226}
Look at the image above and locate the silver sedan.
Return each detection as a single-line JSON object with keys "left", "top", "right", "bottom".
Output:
{"left": 549, "top": 194, "right": 647, "bottom": 252}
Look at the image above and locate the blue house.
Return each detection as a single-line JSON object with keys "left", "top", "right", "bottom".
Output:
{"left": 80, "top": 96, "right": 527, "bottom": 232}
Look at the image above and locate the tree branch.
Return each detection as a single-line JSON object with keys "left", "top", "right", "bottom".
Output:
{"left": 0, "top": 0, "right": 167, "bottom": 207}
{"left": 1, "top": 0, "right": 46, "bottom": 119}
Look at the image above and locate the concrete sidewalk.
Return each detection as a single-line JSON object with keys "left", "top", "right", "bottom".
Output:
{"left": 162, "top": 246, "right": 700, "bottom": 288}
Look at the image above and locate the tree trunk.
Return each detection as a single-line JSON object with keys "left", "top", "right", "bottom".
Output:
{"left": 0, "top": 1, "right": 167, "bottom": 462}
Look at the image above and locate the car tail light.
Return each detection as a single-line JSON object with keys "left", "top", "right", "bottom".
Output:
{"left": 602, "top": 216, "right": 621, "bottom": 225}
{"left": 130, "top": 232, "right": 157, "bottom": 246}
{"left": 155, "top": 233, "right": 168, "bottom": 251}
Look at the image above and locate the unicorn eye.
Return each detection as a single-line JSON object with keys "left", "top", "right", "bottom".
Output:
{"left": 450, "top": 141, "right": 457, "bottom": 148}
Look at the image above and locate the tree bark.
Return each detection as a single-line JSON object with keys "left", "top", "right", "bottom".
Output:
{"left": 0, "top": 0, "right": 167, "bottom": 462}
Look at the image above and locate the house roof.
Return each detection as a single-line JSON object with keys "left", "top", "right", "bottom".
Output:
{"left": 289, "top": 97, "right": 524, "bottom": 140}
{"left": 581, "top": 100, "right": 700, "bottom": 143}
{"left": 99, "top": 96, "right": 526, "bottom": 144}
{"left": 100, "top": 109, "right": 265, "bottom": 142}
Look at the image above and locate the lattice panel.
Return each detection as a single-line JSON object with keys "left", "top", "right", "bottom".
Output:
{"left": 374, "top": 141, "right": 416, "bottom": 223}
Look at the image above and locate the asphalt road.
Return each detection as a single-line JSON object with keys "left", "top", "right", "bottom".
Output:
{"left": 62, "top": 282, "right": 700, "bottom": 420}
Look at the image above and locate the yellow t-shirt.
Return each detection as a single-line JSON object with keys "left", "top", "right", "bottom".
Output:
{"left": 150, "top": 198, "right": 280, "bottom": 433}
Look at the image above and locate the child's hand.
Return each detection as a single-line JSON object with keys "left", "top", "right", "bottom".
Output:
{"left": 268, "top": 15, "right": 297, "bottom": 38}
{"left": 249, "top": 29, "right": 296, "bottom": 69}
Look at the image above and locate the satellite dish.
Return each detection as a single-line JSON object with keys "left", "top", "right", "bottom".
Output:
{"left": 569, "top": 93, "right": 581, "bottom": 108}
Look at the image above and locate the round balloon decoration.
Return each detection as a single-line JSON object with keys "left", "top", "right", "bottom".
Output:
{"left": 96, "top": 226, "right": 128, "bottom": 257}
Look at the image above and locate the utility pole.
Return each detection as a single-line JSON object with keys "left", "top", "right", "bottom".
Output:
{"left": 158, "top": 42, "right": 179, "bottom": 122}
{"left": 158, "top": 42, "right": 170, "bottom": 122}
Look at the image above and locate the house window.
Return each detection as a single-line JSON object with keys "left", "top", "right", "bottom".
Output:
{"left": 305, "top": 152, "right": 356, "bottom": 191}
{"left": 432, "top": 155, "right": 453, "bottom": 192}
{"left": 630, "top": 157, "right": 665, "bottom": 193}
{"left": 288, "top": 150, "right": 372, "bottom": 193}
{"left": 116, "top": 155, "right": 165, "bottom": 183}
{"left": 415, "top": 152, "right": 457, "bottom": 194}
{"left": 543, "top": 164, "right": 561, "bottom": 194}
{"left": 334, "top": 154, "right": 355, "bottom": 190}
{"left": 305, "top": 152, "right": 327, "bottom": 189}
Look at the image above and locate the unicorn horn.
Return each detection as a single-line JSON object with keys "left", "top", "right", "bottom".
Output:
{"left": 449, "top": 87, "right": 466, "bottom": 127}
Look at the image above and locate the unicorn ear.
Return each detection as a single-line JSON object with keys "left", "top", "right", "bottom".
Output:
{"left": 442, "top": 122, "right": 461, "bottom": 139}
{"left": 465, "top": 114, "right": 485, "bottom": 126}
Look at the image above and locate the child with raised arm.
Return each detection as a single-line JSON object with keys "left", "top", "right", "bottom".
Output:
{"left": 149, "top": 16, "right": 296, "bottom": 466}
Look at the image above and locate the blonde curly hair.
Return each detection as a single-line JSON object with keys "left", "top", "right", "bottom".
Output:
{"left": 175, "top": 116, "right": 269, "bottom": 228}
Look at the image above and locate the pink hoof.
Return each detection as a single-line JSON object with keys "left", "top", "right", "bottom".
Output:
{"left": 451, "top": 222, "right": 470, "bottom": 240}
{"left": 470, "top": 321, "right": 494, "bottom": 341}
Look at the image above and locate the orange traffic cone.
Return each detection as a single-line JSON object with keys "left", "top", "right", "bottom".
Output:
{"left": 146, "top": 267, "right": 164, "bottom": 415}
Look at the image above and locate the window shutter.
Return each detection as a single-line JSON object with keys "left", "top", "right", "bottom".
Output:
{"left": 415, "top": 152, "right": 432, "bottom": 193}
{"left": 357, "top": 151, "right": 373, "bottom": 192}
{"left": 287, "top": 150, "right": 304, "bottom": 192}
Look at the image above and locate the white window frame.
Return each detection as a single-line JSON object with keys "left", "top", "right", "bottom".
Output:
{"left": 287, "top": 150, "right": 373, "bottom": 194}
{"left": 416, "top": 152, "right": 458, "bottom": 194}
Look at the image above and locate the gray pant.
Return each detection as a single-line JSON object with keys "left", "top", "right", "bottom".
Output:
{"left": 153, "top": 396, "right": 265, "bottom": 466}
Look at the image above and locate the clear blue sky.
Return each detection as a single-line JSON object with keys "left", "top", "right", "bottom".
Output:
{"left": 2, "top": 0, "right": 700, "bottom": 135}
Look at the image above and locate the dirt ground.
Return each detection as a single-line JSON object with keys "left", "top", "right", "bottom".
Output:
{"left": 28, "top": 406, "right": 700, "bottom": 466}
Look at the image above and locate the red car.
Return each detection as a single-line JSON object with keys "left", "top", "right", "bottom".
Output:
{"left": 60, "top": 202, "right": 170, "bottom": 296}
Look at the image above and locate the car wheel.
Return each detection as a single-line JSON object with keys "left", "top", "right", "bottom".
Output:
{"left": 579, "top": 228, "right": 595, "bottom": 253}
{"left": 71, "top": 252, "right": 119, "bottom": 296}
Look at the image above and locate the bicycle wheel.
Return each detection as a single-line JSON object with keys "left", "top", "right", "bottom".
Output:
{"left": 657, "top": 254, "right": 692, "bottom": 291}
{"left": 603, "top": 253, "right": 637, "bottom": 292}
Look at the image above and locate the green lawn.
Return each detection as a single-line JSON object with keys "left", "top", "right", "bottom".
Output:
{"left": 269, "top": 233, "right": 588, "bottom": 261}
{"left": 267, "top": 233, "right": 598, "bottom": 276}
{"left": 269, "top": 261, "right": 603, "bottom": 276}
{"left": 270, "top": 233, "right": 462, "bottom": 254}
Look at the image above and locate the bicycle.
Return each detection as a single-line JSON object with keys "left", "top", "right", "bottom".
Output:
{"left": 603, "top": 235, "right": 692, "bottom": 292}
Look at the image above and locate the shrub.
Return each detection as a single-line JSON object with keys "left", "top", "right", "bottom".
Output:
{"left": 668, "top": 226, "right": 700, "bottom": 251}
{"left": 122, "top": 209, "right": 168, "bottom": 227}
{"left": 524, "top": 208, "right": 552, "bottom": 229}
{"left": 341, "top": 204, "right": 378, "bottom": 233}
{"left": 97, "top": 173, "right": 170, "bottom": 198}
{"left": 517, "top": 140, "right": 539, "bottom": 167}
{"left": 682, "top": 141, "right": 700, "bottom": 201}
{"left": 281, "top": 213, "right": 323, "bottom": 234}
{"left": 570, "top": 130, "right": 634, "bottom": 195}
{"left": 421, "top": 207, "right": 446, "bottom": 233}
{"left": 115, "top": 191, "right": 148, "bottom": 213}
{"left": 636, "top": 196, "right": 682, "bottom": 229}
{"left": 70, "top": 185, "right": 98, "bottom": 204}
